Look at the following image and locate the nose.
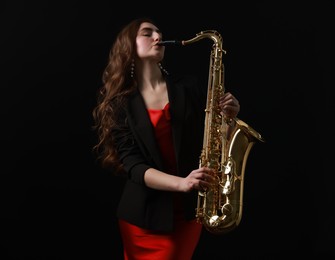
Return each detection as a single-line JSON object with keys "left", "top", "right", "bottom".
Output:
{"left": 153, "top": 32, "right": 162, "bottom": 42}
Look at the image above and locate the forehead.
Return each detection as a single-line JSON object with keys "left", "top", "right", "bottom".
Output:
{"left": 138, "top": 22, "right": 160, "bottom": 32}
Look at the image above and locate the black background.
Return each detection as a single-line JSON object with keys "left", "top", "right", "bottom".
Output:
{"left": 1, "top": 1, "right": 333, "bottom": 259}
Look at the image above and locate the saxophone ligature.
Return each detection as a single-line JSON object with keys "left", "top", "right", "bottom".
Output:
{"left": 159, "top": 30, "right": 264, "bottom": 234}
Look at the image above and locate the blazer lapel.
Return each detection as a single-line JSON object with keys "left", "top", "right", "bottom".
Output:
{"left": 127, "top": 90, "right": 164, "bottom": 169}
{"left": 127, "top": 75, "right": 186, "bottom": 172}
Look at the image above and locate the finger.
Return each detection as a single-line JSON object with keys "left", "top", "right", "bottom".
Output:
{"left": 198, "top": 183, "right": 207, "bottom": 192}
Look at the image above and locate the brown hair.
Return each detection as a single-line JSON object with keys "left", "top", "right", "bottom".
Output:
{"left": 92, "top": 17, "right": 156, "bottom": 173}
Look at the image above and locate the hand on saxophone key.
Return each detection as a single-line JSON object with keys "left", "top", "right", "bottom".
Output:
{"left": 220, "top": 92, "right": 240, "bottom": 119}
{"left": 180, "top": 167, "right": 216, "bottom": 192}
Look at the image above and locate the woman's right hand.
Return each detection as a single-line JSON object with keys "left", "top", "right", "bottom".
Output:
{"left": 179, "top": 167, "right": 216, "bottom": 192}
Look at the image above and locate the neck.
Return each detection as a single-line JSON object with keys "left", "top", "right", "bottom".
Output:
{"left": 136, "top": 62, "right": 164, "bottom": 91}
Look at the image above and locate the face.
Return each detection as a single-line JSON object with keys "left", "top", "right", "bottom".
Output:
{"left": 135, "top": 22, "right": 165, "bottom": 62}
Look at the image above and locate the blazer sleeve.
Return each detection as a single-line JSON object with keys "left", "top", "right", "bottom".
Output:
{"left": 111, "top": 104, "right": 151, "bottom": 185}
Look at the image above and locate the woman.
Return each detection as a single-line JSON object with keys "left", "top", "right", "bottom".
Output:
{"left": 92, "top": 17, "right": 240, "bottom": 260}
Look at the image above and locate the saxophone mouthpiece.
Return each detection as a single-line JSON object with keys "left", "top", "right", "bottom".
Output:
{"left": 157, "top": 40, "right": 183, "bottom": 46}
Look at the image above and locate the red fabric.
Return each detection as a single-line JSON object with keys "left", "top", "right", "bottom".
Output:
{"left": 119, "top": 218, "right": 202, "bottom": 260}
{"left": 147, "top": 103, "right": 177, "bottom": 175}
{"left": 119, "top": 103, "right": 202, "bottom": 260}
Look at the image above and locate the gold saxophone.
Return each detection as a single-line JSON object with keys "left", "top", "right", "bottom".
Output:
{"left": 159, "top": 30, "right": 264, "bottom": 234}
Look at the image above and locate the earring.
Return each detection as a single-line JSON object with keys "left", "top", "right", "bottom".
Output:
{"left": 158, "top": 62, "right": 169, "bottom": 75}
{"left": 130, "top": 59, "right": 135, "bottom": 78}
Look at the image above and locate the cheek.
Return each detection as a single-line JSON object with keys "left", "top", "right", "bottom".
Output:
{"left": 136, "top": 39, "right": 150, "bottom": 57}
{"left": 136, "top": 46, "right": 146, "bottom": 57}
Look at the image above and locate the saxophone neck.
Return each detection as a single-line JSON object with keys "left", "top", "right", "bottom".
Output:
{"left": 182, "top": 30, "right": 223, "bottom": 46}
{"left": 159, "top": 30, "right": 227, "bottom": 54}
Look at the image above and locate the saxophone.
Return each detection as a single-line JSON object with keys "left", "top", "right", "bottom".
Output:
{"left": 159, "top": 30, "right": 264, "bottom": 234}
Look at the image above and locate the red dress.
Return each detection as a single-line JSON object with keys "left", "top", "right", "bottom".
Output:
{"left": 118, "top": 103, "right": 202, "bottom": 260}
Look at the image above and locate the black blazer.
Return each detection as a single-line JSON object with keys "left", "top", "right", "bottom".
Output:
{"left": 113, "top": 74, "right": 207, "bottom": 232}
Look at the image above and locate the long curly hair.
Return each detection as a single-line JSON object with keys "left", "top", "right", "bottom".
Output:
{"left": 92, "top": 17, "right": 156, "bottom": 173}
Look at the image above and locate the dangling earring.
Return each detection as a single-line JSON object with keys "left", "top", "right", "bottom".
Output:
{"left": 130, "top": 59, "right": 135, "bottom": 78}
{"left": 158, "top": 62, "right": 169, "bottom": 75}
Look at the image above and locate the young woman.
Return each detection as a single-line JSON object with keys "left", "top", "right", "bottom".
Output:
{"left": 92, "top": 17, "right": 240, "bottom": 260}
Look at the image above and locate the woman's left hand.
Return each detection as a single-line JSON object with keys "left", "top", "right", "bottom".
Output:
{"left": 219, "top": 92, "right": 240, "bottom": 118}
